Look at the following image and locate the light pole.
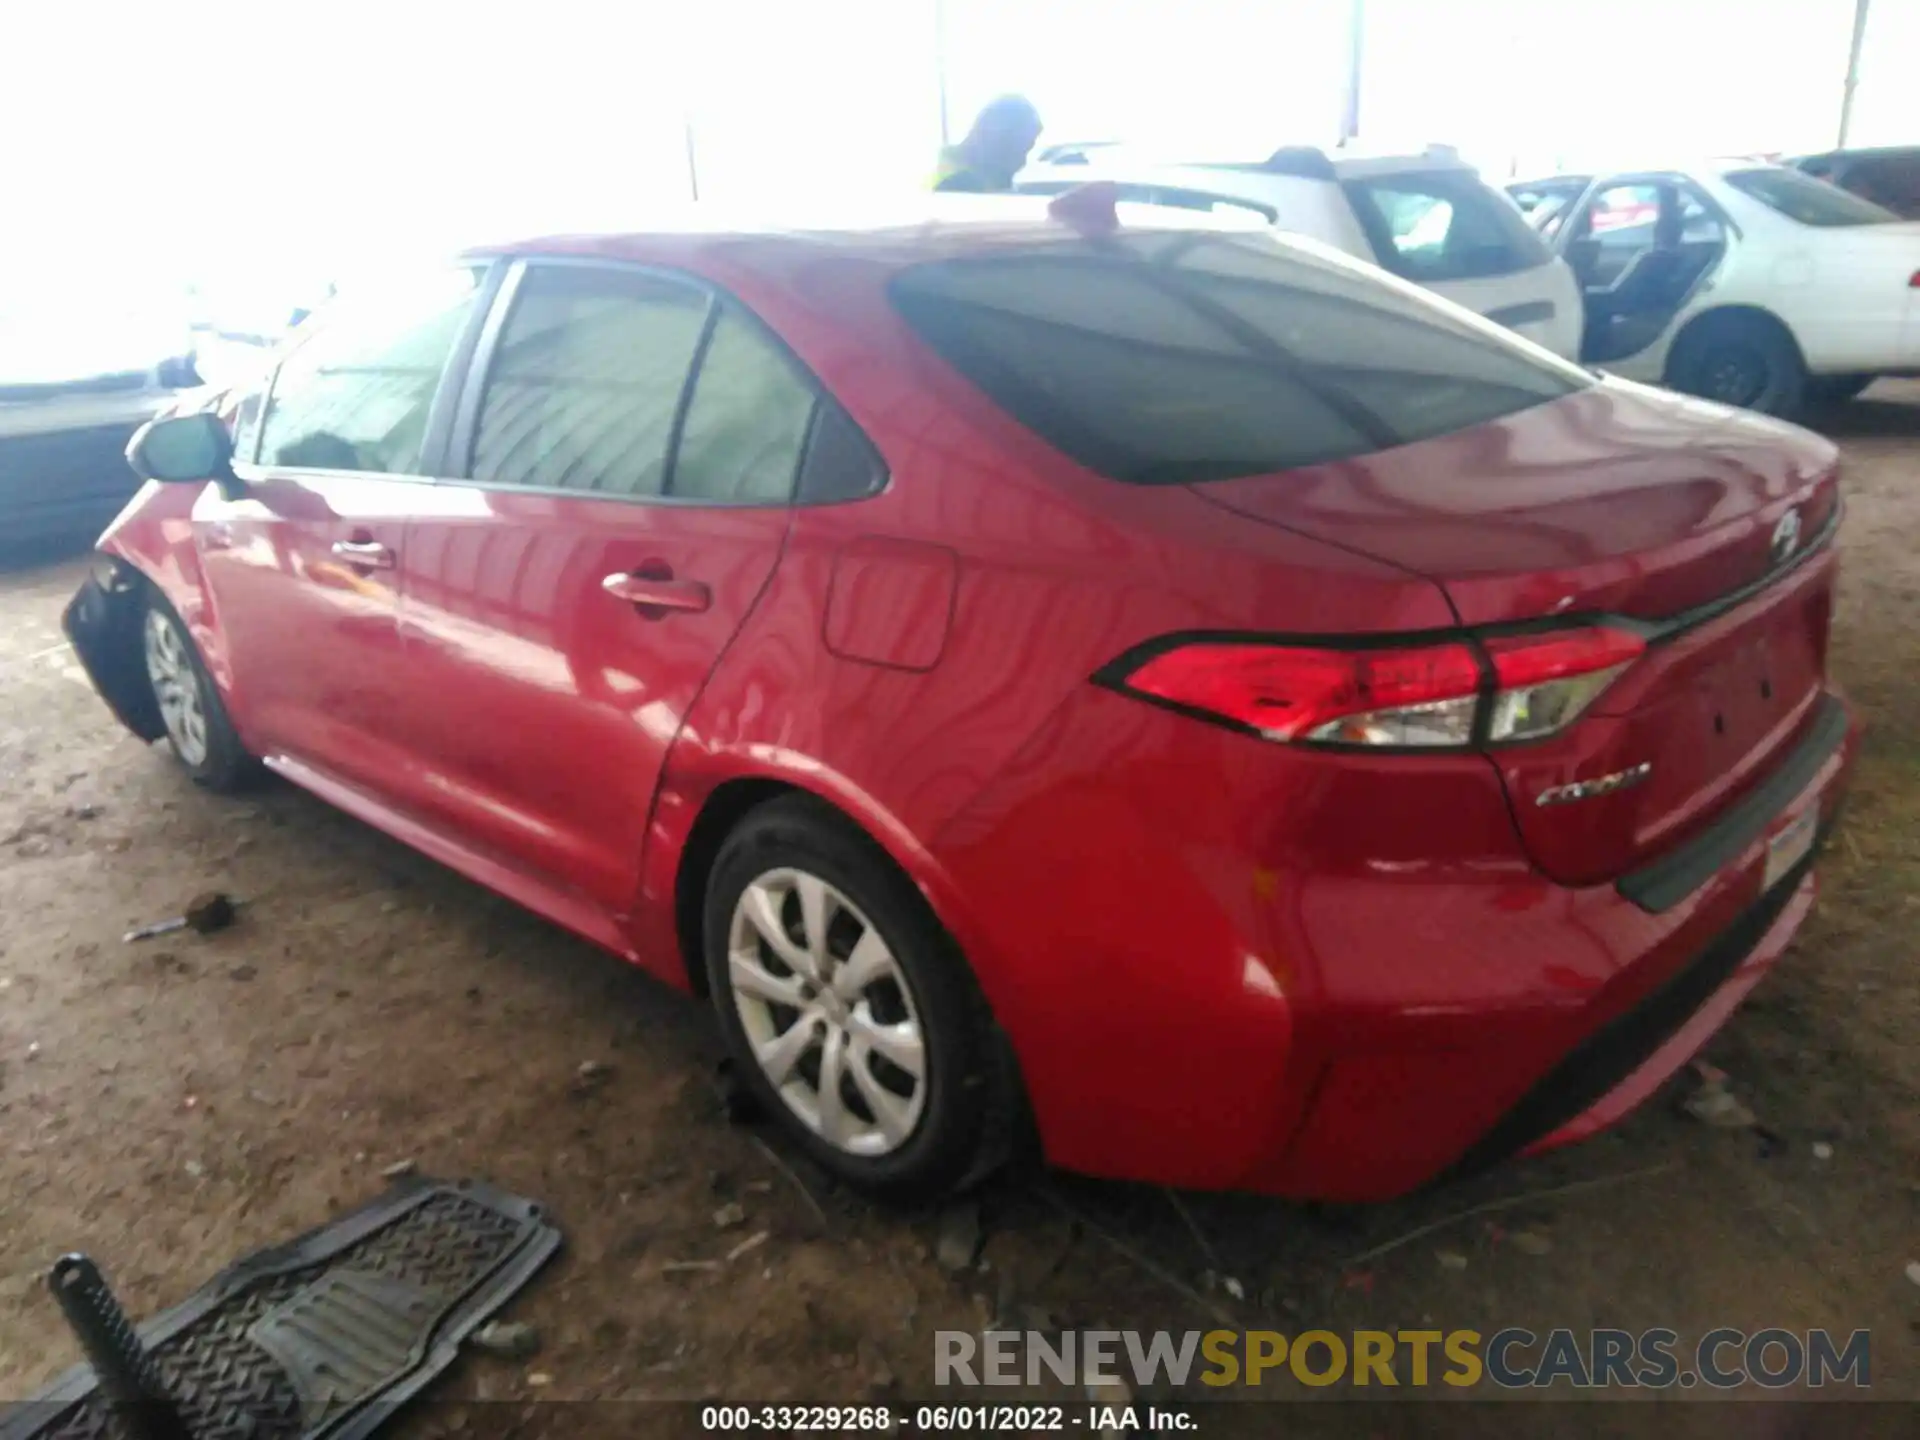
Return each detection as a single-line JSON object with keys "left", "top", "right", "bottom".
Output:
{"left": 1838, "top": 0, "right": 1872, "bottom": 148}
{"left": 934, "top": 0, "right": 951, "bottom": 147}
{"left": 1338, "top": 0, "right": 1365, "bottom": 144}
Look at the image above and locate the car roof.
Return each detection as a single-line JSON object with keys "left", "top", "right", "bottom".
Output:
{"left": 1792, "top": 144, "right": 1920, "bottom": 163}
{"left": 456, "top": 193, "right": 1267, "bottom": 269}
{"left": 1027, "top": 140, "right": 1477, "bottom": 181}
{"left": 1511, "top": 158, "right": 1789, "bottom": 188}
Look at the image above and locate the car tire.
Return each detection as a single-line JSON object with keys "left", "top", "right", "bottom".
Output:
{"left": 140, "top": 591, "right": 258, "bottom": 792}
{"left": 1664, "top": 313, "right": 1807, "bottom": 420}
{"left": 1807, "top": 374, "right": 1875, "bottom": 405}
{"left": 703, "top": 795, "right": 998, "bottom": 1201}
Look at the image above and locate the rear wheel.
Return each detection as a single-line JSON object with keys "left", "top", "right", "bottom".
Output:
{"left": 703, "top": 796, "right": 996, "bottom": 1200}
{"left": 1665, "top": 314, "right": 1806, "bottom": 419}
{"left": 141, "top": 595, "right": 257, "bottom": 792}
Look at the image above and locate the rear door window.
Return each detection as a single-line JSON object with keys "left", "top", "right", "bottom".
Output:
{"left": 1723, "top": 168, "right": 1898, "bottom": 226}
{"left": 1342, "top": 171, "right": 1551, "bottom": 282}
{"left": 470, "top": 265, "right": 709, "bottom": 497}
{"left": 669, "top": 307, "right": 817, "bottom": 504}
{"left": 892, "top": 232, "right": 1589, "bottom": 486}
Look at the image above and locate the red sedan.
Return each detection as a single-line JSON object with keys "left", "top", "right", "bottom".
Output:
{"left": 66, "top": 194, "right": 1857, "bottom": 1201}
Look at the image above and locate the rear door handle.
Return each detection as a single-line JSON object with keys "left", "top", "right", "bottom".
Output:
{"left": 331, "top": 539, "right": 396, "bottom": 570}
{"left": 602, "top": 570, "right": 711, "bottom": 615}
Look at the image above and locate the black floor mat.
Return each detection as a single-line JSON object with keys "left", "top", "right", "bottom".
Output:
{"left": 2, "top": 1178, "right": 560, "bottom": 1440}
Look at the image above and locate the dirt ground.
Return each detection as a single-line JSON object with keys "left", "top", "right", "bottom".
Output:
{"left": 2, "top": 390, "right": 1917, "bottom": 1436}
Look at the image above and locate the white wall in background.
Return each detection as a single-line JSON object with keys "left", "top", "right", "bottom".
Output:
{"left": 937, "top": 0, "right": 1350, "bottom": 157}
{"left": 0, "top": 0, "right": 1907, "bottom": 311}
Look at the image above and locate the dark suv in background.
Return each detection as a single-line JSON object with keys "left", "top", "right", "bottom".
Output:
{"left": 1791, "top": 145, "right": 1920, "bottom": 218}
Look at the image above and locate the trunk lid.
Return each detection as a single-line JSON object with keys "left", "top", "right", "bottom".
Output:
{"left": 1191, "top": 377, "right": 1842, "bottom": 885}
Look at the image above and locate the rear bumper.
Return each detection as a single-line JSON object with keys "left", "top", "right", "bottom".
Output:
{"left": 1258, "top": 689, "right": 1858, "bottom": 1199}
{"left": 940, "top": 678, "right": 1859, "bottom": 1201}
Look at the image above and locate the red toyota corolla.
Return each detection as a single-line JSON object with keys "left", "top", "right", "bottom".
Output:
{"left": 66, "top": 194, "right": 1856, "bottom": 1201}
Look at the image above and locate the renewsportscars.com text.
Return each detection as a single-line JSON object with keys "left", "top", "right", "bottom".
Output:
{"left": 936, "top": 1326, "right": 1871, "bottom": 1390}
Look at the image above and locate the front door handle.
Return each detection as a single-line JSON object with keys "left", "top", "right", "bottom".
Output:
{"left": 331, "top": 539, "right": 396, "bottom": 570}
{"left": 602, "top": 570, "right": 711, "bottom": 615}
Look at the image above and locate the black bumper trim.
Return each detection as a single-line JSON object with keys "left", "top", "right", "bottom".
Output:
{"left": 62, "top": 569, "right": 166, "bottom": 743}
{"left": 1616, "top": 693, "right": 1849, "bottom": 914}
{"left": 1449, "top": 827, "right": 1824, "bottom": 1180}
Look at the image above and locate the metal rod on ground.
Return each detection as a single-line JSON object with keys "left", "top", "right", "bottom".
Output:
{"left": 48, "top": 1255, "right": 193, "bottom": 1440}
{"left": 1838, "top": 0, "right": 1872, "bottom": 148}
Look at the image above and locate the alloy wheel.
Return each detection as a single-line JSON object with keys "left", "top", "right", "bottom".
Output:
{"left": 143, "top": 609, "right": 209, "bottom": 767}
{"left": 726, "top": 867, "right": 928, "bottom": 1157}
{"left": 1702, "top": 346, "right": 1769, "bottom": 408}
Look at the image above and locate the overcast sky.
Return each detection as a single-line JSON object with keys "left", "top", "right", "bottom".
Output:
{"left": 2, "top": 0, "right": 1910, "bottom": 297}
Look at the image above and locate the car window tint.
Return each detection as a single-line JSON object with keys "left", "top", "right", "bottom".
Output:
{"left": 1677, "top": 190, "right": 1725, "bottom": 243}
{"left": 258, "top": 265, "right": 482, "bottom": 474}
{"left": 472, "top": 266, "right": 709, "bottom": 496}
{"left": 1723, "top": 168, "right": 1898, "bottom": 226}
{"left": 796, "top": 401, "right": 887, "bottom": 503}
{"left": 669, "top": 308, "right": 816, "bottom": 503}
{"left": 893, "top": 232, "right": 1589, "bottom": 486}
{"left": 1508, "top": 182, "right": 1586, "bottom": 238}
{"left": 1342, "top": 171, "right": 1549, "bottom": 282}
{"left": 1841, "top": 155, "right": 1920, "bottom": 216}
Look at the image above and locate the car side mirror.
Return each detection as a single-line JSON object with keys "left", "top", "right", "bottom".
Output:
{"left": 126, "top": 414, "right": 243, "bottom": 499}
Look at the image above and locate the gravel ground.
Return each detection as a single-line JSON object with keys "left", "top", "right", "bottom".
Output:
{"left": 2, "top": 388, "right": 1917, "bottom": 1434}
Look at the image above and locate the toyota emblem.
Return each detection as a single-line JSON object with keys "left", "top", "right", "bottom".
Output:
{"left": 1770, "top": 508, "right": 1803, "bottom": 565}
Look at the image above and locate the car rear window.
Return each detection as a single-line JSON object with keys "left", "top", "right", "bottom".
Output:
{"left": 891, "top": 232, "right": 1590, "bottom": 485}
{"left": 1342, "top": 170, "right": 1552, "bottom": 282}
{"left": 1723, "top": 168, "right": 1898, "bottom": 226}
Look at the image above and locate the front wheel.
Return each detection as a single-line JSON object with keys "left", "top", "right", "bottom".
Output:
{"left": 141, "top": 596, "right": 258, "bottom": 791}
{"left": 1664, "top": 316, "right": 1807, "bottom": 419}
{"left": 703, "top": 797, "right": 996, "bottom": 1200}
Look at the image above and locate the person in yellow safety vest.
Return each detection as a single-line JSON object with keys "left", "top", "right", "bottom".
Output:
{"left": 932, "top": 96, "right": 1043, "bottom": 193}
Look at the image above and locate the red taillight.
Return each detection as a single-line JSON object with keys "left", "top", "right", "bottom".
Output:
{"left": 1909, "top": 268, "right": 1920, "bottom": 289}
{"left": 1123, "top": 641, "right": 1481, "bottom": 743}
{"left": 1481, "top": 626, "right": 1645, "bottom": 741}
{"left": 1108, "top": 625, "right": 1644, "bottom": 749}
{"left": 1483, "top": 627, "right": 1645, "bottom": 687}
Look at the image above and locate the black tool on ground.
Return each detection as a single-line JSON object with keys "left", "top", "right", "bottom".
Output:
{"left": 47, "top": 1257, "right": 192, "bottom": 1440}
{"left": 3, "top": 1179, "right": 561, "bottom": 1440}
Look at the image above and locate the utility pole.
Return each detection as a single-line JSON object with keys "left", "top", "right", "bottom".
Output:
{"left": 1339, "top": 0, "right": 1365, "bottom": 144}
{"left": 934, "top": 0, "right": 951, "bottom": 147}
{"left": 684, "top": 116, "right": 700, "bottom": 202}
{"left": 1838, "top": 0, "right": 1871, "bottom": 147}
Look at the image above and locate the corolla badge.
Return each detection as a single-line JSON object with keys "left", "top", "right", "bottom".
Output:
{"left": 1770, "top": 507, "right": 1803, "bottom": 566}
{"left": 1535, "top": 762, "right": 1653, "bottom": 808}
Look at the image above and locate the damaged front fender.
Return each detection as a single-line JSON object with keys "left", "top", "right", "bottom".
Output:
{"left": 62, "top": 560, "right": 165, "bottom": 743}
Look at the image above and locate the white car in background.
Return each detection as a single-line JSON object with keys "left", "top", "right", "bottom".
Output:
{"left": 1016, "top": 142, "right": 1585, "bottom": 359}
{"left": 1509, "top": 160, "right": 1920, "bottom": 415}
